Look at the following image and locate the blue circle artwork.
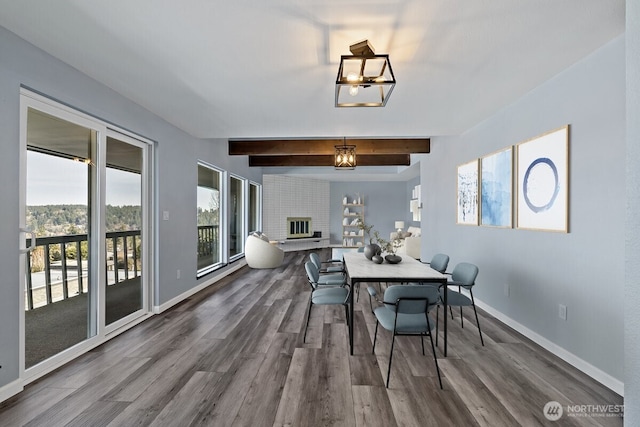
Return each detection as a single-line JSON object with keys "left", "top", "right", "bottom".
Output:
{"left": 523, "top": 157, "right": 559, "bottom": 213}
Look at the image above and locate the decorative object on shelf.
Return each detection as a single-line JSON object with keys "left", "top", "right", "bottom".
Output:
{"left": 457, "top": 159, "right": 479, "bottom": 225}
{"left": 335, "top": 138, "right": 356, "bottom": 169}
{"left": 516, "top": 125, "right": 569, "bottom": 232}
{"left": 335, "top": 40, "right": 396, "bottom": 108}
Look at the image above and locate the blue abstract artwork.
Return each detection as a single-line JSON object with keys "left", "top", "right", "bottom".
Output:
{"left": 481, "top": 147, "right": 512, "bottom": 227}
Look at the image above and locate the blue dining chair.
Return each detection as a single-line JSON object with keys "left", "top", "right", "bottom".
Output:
{"left": 426, "top": 253, "right": 449, "bottom": 274}
{"left": 369, "top": 284, "right": 443, "bottom": 389}
{"left": 303, "top": 261, "right": 350, "bottom": 342}
{"left": 309, "top": 252, "right": 344, "bottom": 274}
{"left": 437, "top": 262, "right": 484, "bottom": 346}
{"left": 305, "top": 258, "right": 346, "bottom": 287}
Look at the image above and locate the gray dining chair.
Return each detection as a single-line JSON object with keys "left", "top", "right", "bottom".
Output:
{"left": 426, "top": 253, "right": 449, "bottom": 274}
{"left": 303, "top": 261, "right": 350, "bottom": 342}
{"left": 309, "top": 252, "right": 344, "bottom": 274}
{"left": 437, "top": 262, "right": 484, "bottom": 346}
{"left": 305, "top": 258, "right": 346, "bottom": 287}
{"left": 369, "top": 284, "right": 443, "bottom": 389}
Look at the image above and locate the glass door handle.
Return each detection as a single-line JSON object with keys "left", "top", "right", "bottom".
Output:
{"left": 20, "top": 227, "right": 36, "bottom": 254}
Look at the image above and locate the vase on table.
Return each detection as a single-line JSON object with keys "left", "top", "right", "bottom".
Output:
{"left": 363, "top": 243, "right": 381, "bottom": 260}
{"left": 385, "top": 254, "right": 402, "bottom": 264}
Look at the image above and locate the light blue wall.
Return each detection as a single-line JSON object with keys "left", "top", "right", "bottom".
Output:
{"left": 625, "top": 0, "right": 640, "bottom": 422}
{"left": 422, "top": 36, "right": 625, "bottom": 386}
{"left": 0, "top": 26, "right": 261, "bottom": 389}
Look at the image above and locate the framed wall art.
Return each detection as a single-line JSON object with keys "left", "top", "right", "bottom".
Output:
{"left": 457, "top": 159, "right": 479, "bottom": 225}
{"left": 481, "top": 146, "right": 513, "bottom": 227}
{"left": 516, "top": 125, "right": 569, "bottom": 232}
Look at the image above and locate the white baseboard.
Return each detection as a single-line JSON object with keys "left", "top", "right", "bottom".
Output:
{"left": 0, "top": 379, "right": 23, "bottom": 403}
{"left": 473, "top": 296, "right": 624, "bottom": 396}
{"left": 153, "top": 260, "right": 246, "bottom": 314}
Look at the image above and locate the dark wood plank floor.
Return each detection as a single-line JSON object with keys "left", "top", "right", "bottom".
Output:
{"left": 0, "top": 250, "right": 623, "bottom": 426}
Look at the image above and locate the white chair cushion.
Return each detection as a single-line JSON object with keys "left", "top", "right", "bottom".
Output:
{"left": 245, "top": 234, "right": 284, "bottom": 268}
{"left": 407, "top": 226, "right": 421, "bottom": 237}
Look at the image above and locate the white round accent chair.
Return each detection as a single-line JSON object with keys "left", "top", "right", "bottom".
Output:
{"left": 245, "top": 232, "right": 284, "bottom": 269}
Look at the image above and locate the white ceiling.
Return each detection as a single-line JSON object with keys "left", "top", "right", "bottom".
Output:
{"left": 0, "top": 1, "right": 625, "bottom": 179}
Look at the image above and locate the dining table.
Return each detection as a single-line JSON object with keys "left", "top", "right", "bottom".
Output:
{"left": 342, "top": 251, "right": 449, "bottom": 356}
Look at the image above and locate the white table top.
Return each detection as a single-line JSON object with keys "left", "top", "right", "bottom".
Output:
{"left": 342, "top": 252, "right": 446, "bottom": 282}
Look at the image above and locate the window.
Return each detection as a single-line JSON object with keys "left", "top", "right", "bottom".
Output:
{"left": 248, "top": 182, "right": 261, "bottom": 233}
{"left": 229, "top": 175, "right": 245, "bottom": 259}
{"left": 197, "top": 163, "right": 223, "bottom": 276}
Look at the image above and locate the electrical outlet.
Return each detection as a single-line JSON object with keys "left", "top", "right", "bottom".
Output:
{"left": 504, "top": 283, "right": 510, "bottom": 297}
{"left": 177, "top": 269, "right": 181, "bottom": 279}
{"left": 163, "top": 211, "right": 170, "bottom": 221}
{"left": 559, "top": 304, "right": 567, "bottom": 320}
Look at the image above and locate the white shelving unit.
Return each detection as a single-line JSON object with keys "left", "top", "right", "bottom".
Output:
{"left": 342, "top": 194, "right": 364, "bottom": 248}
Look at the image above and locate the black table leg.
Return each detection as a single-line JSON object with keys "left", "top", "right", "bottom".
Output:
{"left": 443, "top": 280, "right": 448, "bottom": 356}
{"left": 349, "top": 279, "right": 355, "bottom": 355}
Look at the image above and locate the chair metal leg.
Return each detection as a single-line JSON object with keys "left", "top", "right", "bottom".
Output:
{"left": 344, "top": 304, "right": 350, "bottom": 329}
{"left": 460, "top": 306, "right": 464, "bottom": 328}
{"left": 372, "top": 320, "right": 379, "bottom": 354}
{"left": 386, "top": 333, "right": 397, "bottom": 388}
{"left": 421, "top": 333, "right": 425, "bottom": 355}
{"left": 470, "top": 290, "right": 484, "bottom": 346}
{"left": 435, "top": 305, "right": 439, "bottom": 347}
{"left": 303, "top": 295, "right": 313, "bottom": 343}
{"left": 426, "top": 317, "right": 443, "bottom": 389}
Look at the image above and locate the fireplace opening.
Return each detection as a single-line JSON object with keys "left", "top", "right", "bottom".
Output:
{"left": 287, "top": 217, "right": 312, "bottom": 238}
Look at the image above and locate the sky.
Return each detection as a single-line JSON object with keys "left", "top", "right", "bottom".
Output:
{"left": 27, "top": 151, "right": 141, "bottom": 206}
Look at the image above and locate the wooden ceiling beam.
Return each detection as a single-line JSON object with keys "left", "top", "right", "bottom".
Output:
{"left": 229, "top": 138, "right": 429, "bottom": 156}
{"left": 248, "top": 154, "right": 411, "bottom": 167}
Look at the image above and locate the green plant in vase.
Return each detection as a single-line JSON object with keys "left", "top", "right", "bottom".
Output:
{"left": 355, "top": 218, "right": 374, "bottom": 244}
{"left": 373, "top": 230, "right": 403, "bottom": 264}
{"left": 357, "top": 218, "right": 381, "bottom": 260}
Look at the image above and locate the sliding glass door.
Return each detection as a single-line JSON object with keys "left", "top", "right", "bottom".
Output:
{"left": 20, "top": 91, "right": 152, "bottom": 378}
{"left": 23, "top": 107, "right": 99, "bottom": 369}
{"left": 105, "top": 133, "right": 147, "bottom": 327}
